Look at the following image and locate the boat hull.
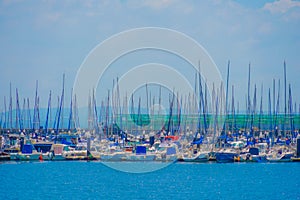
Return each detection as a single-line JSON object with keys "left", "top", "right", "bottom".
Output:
{"left": 215, "top": 152, "right": 238, "bottom": 163}
{"left": 100, "top": 152, "right": 127, "bottom": 161}
{"left": 0, "top": 152, "right": 10, "bottom": 161}
{"left": 10, "top": 152, "right": 52, "bottom": 161}
{"left": 126, "top": 154, "right": 156, "bottom": 161}
{"left": 251, "top": 155, "right": 268, "bottom": 162}
{"left": 267, "top": 153, "right": 293, "bottom": 162}
{"left": 181, "top": 152, "right": 209, "bottom": 162}
{"left": 291, "top": 157, "right": 300, "bottom": 162}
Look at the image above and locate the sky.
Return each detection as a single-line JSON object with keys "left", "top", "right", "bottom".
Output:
{"left": 0, "top": 0, "right": 300, "bottom": 116}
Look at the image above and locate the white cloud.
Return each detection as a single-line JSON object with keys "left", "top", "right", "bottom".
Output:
{"left": 263, "top": 0, "right": 300, "bottom": 14}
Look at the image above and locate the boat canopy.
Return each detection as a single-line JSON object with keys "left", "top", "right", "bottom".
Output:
{"left": 249, "top": 147, "right": 259, "bottom": 155}
{"left": 136, "top": 146, "right": 146, "bottom": 155}
{"left": 22, "top": 144, "right": 35, "bottom": 154}
{"left": 165, "top": 136, "right": 179, "bottom": 141}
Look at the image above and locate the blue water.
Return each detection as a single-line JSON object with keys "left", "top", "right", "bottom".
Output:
{"left": 1, "top": 161, "right": 299, "bottom": 200}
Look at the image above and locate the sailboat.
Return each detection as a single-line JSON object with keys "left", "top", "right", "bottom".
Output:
{"left": 10, "top": 142, "right": 52, "bottom": 161}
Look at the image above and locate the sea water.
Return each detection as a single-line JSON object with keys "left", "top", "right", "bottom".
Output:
{"left": 0, "top": 161, "right": 299, "bottom": 200}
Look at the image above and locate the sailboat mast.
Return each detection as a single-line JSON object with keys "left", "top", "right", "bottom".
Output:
{"left": 15, "top": 88, "right": 22, "bottom": 131}
{"left": 56, "top": 74, "right": 65, "bottom": 133}
{"left": 258, "top": 84, "right": 263, "bottom": 132}
{"left": 27, "top": 98, "right": 32, "bottom": 130}
{"left": 68, "top": 89, "right": 73, "bottom": 131}
{"left": 3, "top": 97, "right": 7, "bottom": 129}
{"left": 283, "top": 61, "right": 287, "bottom": 137}
{"left": 247, "top": 63, "right": 251, "bottom": 133}
{"left": 284, "top": 61, "right": 287, "bottom": 116}
{"left": 33, "top": 80, "right": 39, "bottom": 131}
{"left": 223, "top": 61, "right": 230, "bottom": 134}
{"left": 9, "top": 82, "right": 13, "bottom": 130}
{"left": 45, "top": 91, "right": 51, "bottom": 133}
{"left": 225, "top": 60, "right": 230, "bottom": 117}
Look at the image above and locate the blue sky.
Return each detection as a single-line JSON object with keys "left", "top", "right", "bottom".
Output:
{"left": 0, "top": 0, "right": 299, "bottom": 114}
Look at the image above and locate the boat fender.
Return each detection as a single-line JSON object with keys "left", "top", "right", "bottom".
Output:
{"left": 39, "top": 154, "right": 43, "bottom": 161}
{"left": 48, "top": 152, "right": 54, "bottom": 160}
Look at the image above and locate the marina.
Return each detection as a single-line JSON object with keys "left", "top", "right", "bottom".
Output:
{"left": 1, "top": 64, "right": 300, "bottom": 165}
{"left": 1, "top": 1, "right": 300, "bottom": 199}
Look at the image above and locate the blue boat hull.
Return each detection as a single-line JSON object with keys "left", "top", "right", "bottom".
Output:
{"left": 215, "top": 152, "right": 238, "bottom": 163}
